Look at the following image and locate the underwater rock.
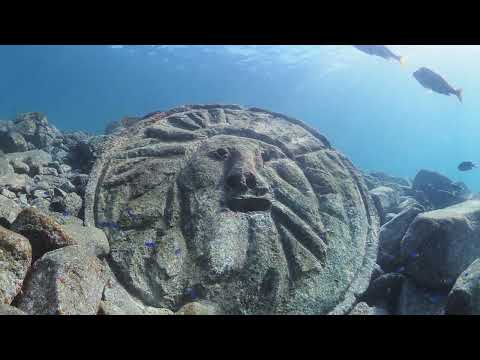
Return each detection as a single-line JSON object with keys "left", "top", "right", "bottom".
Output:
{"left": 0, "top": 130, "right": 29, "bottom": 153}
{"left": 0, "top": 173, "right": 31, "bottom": 193}
{"left": 0, "top": 194, "right": 22, "bottom": 224}
{"left": 176, "top": 301, "right": 221, "bottom": 315}
{"left": 0, "top": 304, "right": 26, "bottom": 315}
{"left": 14, "top": 112, "right": 63, "bottom": 150}
{"left": 377, "top": 204, "right": 424, "bottom": 272}
{"left": 0, "top": 225, "right": 32, "bottom": 305}
{"left": 349, "top": 302, "right": 389, "bottom": 315}
{"left": 401, "top": 200, "right": 480, "bottom": 290}
{"left": 84, "top": 104, "right": 380, "bottom": 315}
{"left": 412, "top": 169, "right": 470, "bottom": 209}
{"left": 369, "top": 186, "right": 399, "bottom": 224}
{"left": 397, "top": 278, "right": 447, "bottom": 315}
{"left": 100, "top": 266, "right": 172, "bottom": 315}
{"left": 16, "top": 245, "right": 108, "bottom": 315}
{"left": 445, "top": 259, "right": 480, "bottom": 315}
{"left": 61, "top": 223, "right": 109, "bottom": 258}
{"left": 50, "top": 192, "right": 83, "bottom": 217}
{"left": 11, "top": 207, "right": 76, "bottom": 262}
{"left": 11, "top": 160, "right": 30, "bottom": 175}
{"left": 362, "top": 273, "right": 406, "bottom": 313}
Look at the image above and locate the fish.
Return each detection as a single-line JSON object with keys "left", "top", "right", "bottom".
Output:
{"left": 413, "top": 67, "right": 463, "bottom": 103}
{"left": 353, "top": 45, "right": 406, "bottom": 65}
{"left": 175, "top": 248, "right": 181, "bottom": 256}
{"left": 145, "top": 240, "right": 156, "bottom": 248}
{"left": 458, "top": 161, "right": 477, "bottom": 172}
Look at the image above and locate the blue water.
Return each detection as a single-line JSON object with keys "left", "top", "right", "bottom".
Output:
{"left": 0, "top": 45, "right": 478, "bottom": 190}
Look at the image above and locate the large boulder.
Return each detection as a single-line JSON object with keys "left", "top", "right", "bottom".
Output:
{"left": 0, "top": 194, "right": 22, "bottom": 224}
{"left": 349, "top": 302, "right": 389, "bottom": 315}
{"left": 377, "top": 203, "right": 424, "bottom": 271}
{"left": 0, "top": 130, "right": 29, "bottom": 153}
{"left": 397, "top": 278, "right": 448, "bottom": 315}
{"left": 83, "top": 105, "right": 380, "bottom": 315}
{"left": 61, "top": 223, "right": 110, "bottom": 258}
{"left": 412, "top": 169, "right": 469, "bottom": 209}
{"left": 445, "top": 259, "right": 480, "bottom": 315}
{"left": 0, "top": 225, "right": 32, "bottom": 304}
{"left": 14, "top": 112, "right": 63, "bottom": 150}
{"left": 361, "top": 273, "right": 406, "bottom": 313}
{"left": 11, "top": 207, "right": 76, "bottom": 261}
{"left": 401, "top": 200, "right": 480, "bottom": 290}
{"left": 16, "top": 245, "right": 108, "bottom": 315}
{"left": 369, "top": 186, "right": 399, "bottom": 224}
{"left": 0, "top": 304, "right": 26, "bottom": 315}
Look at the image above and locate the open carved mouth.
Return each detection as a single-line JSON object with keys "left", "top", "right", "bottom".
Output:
{"left": 228, "top": 196, "right": 272, "bottom": 212}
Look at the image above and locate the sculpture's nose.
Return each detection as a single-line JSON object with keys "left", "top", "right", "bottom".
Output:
{"left": 226, "top": 152, "right": 259, "bottom": 193}
{"left": 226, "top": 167, "right": 257, "bottom": 193}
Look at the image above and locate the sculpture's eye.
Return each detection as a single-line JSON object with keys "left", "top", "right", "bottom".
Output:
{"left": 261, "top": 149, "right": 284, "bottom": 162}
{"left": 214, "top": 148, "right": 230, "bottom": 160}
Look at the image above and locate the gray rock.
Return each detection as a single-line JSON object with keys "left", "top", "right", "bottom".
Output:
{"left": 397, "top": 278, "right": 447, "bottom": 315}
{"left": 0, "top": 130, "right": 29, "bottom": 153}
{"left": 377, "top": 204, "right": 424, "bottom": 272}
{"left": 0, "top": 304, "right": 27, "bottom": 315}
{"left": 16, "top": 245, "right": 108, "bottom": 315}
{"left": 0, "top": 189, "right": 16, "bottom": 200}
{"left": 0, "top": 225, "right": 32, "bottom": 304}
{"left": 30, "top": 198, "right": 51, "bottom": 213}
{"left": 100, "top": 266, "right": 172, "bottom": 315}
{"left": 39, "top": 167, "right": 58, "bottom": 177}
{"left": 0, "top": 194, "right": 22, "bottom": 224}
{"left": 5, "top": 150, "right": 52, "bottom": 169}
{"left": 50, "top": 192, "right": 82, "bottom": 217}
{"left": 59, "top": 180, "right": 77, "bottom": 193}
{"left": 11, "top": 160, "right": 30, "bottom": 174}
{"left": 14, "top": 112, "right": 63, "bottom": 150}
{"left": 385, "top": 213, "right": 397, "bottom": 223}
{"left": 412, "top": 169, "right": 469, "bottom": 209}
{"left": 0, "top": 154, "right": 14, "bottom": 176}
{"left": 369, "top": 186, "right": 399, "bottom": 224}
{"left": 84, "top": 105, "right": 380, "bottom": 315}
{"left": 349, "top": 302, "right": 389, "bottom": 315}
{"left": 176, "top": 301, "right": 221, "bottom": 315}
{"left": 445, "top": 259, "right": 480, "bottom": 315}
{"left": 401, "top": 200, "right": 480, "bottom": 290}
{"left": 61, "top": 223, "right": 110, "bottom": 257}
{"left": 11, "top": 207, "right": 76, "bottom": 261}
{"left": 0, "top": 173, "right": 31, "bottom": 193}
{"left": 362, "top": 273, "right": 406, "bottom": 312}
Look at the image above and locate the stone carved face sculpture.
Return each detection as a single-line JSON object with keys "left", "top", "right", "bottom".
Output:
{"left": 86, "top": 105, "right": 379, "bottom": 314}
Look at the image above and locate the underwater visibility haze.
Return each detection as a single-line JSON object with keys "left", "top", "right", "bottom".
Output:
{"left": 3, "top": 45, "right": 480, "bottom": 315}
{"left": 0, "top": 45, "right": 477, "bottom": 190}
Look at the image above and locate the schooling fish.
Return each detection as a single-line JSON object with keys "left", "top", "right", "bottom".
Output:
{"left": 458, "top": 161, "right": 476, "bottom": 172}
{"left": 353, "top": 45, "right": 406, "bottom": 65}
{"left": 413, "top": 67, "right": 463, "bottom": 103}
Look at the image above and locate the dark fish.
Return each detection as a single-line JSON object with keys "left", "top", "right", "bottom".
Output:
{"left": 353, "top": 45, "right": 405, "bottom": 64}
{"left": 175, "top": 248, "right": 181, "bottom": 256}
{"left": 145, "top": 240, "right": 156, "bottom": 248}
{"left": 458, "top": 161, "right": 476, "bottom": 172}
{"left": 413, "top": 67, "right": 463, "bottom": 103}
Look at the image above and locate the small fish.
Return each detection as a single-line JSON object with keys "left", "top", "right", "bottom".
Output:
{"left": 396, "top": 266, "right": 405, "bottom": 273}
{"left": 175, "top": 248, "right": 181, "bottom": 256}
{"left": 145, "top": 240, "right": 156, "bottom": 249}
{"left": 413, "top": 67, "right": 463, "bottom": 103}
{"left": 464, "top": 272, "right": 469, "bottom": 277}
{"left": 410, "top": 251, "right": 419, "bottom": 258}
{"left": 63, "top": 210, "right": 70, "bottom": 218}
{"left": 458, "top": 161, "right": 477, "bottom": 172}
{"left": 353, "top": 45, "right": 405, "bottom": 65}
{"left": 186, "top": 287, "right": 198, "bottom": 300}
